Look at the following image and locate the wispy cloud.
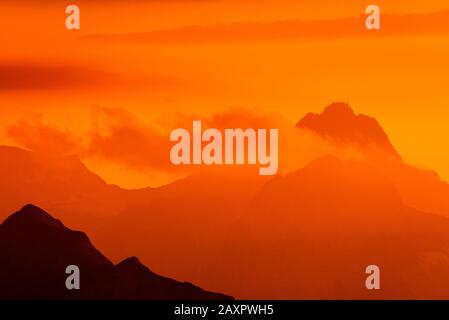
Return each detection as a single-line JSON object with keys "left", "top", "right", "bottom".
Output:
{"left": 84, "top": 10, "right": 449, "bottom": 44}
{"left": 5, "top": 107, "right": 280, "bottom": 173}
{"left": 86, "top": 107, "right": 173, "bottom": 172}
{"left": 6, "top": 115, "right": 83, "bottom": 155}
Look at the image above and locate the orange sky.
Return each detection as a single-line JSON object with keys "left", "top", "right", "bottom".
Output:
{"left": 1, "top": 0, "right": 449, "bottom": 188}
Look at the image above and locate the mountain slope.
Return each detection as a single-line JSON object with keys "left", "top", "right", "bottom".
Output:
{"left": 244, "top": 155, "right": 449, "bottom": 299}
{"left": 0, "top": 145, "right": 133, "bottom": 221}
{"left": 1, "top": 102, "right": 449, "bottom": 298}
{"left": 0, "top": 204, "right": 232, "bottom": 300}
{"left": 296, "top": 103, "right": 449, "bottom": 217}
{"left": 297, "top": 102, "right": 401, "bottom": 160}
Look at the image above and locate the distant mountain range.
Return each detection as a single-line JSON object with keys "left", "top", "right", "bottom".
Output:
{"left": 247, "top": 155, "right": 449, "bottom": 298}
{"left": 1, "top": 102, "right": 449, "bottom": 298}
{"left": 0, "top": 204, "right": 232, "bottom": 300}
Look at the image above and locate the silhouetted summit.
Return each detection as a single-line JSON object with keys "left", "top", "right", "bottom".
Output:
{"left": 0, "top": 204, "right": 110, "bottom": 268}
{"left": 0, "top": 204, "right": 232, "bottom": 300}
{"left": 3, "top": 204, "right": 65, "bottom": 229}
{"left": 297, "top": 102, "right": 401, "bottom": 159}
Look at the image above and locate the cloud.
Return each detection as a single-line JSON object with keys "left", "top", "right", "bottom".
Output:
{"left": 87, "top": 107, "right": 173, "bottom": 172}
{"left": 6, "top": 108, "right": 178, "bottom": 173}
{"left": 205, "top": 109, "right": 277, "bottom": 130}
{"left": 87, "top": 107, "right": 281, "bottom": 173}
{"left": 0, "top": 63, "right": 176, "bottom": 92}
{"left": 85, "top": 10, "right": 449, "bottom": 44}
{"left": 5, "top": 107, "right": 333, "bottom": 178}
{"left": 0, "top": 63, "right": 114, "bottom": 91}
{"left": 6, "top": 115, "right": 83, "bottom": 155}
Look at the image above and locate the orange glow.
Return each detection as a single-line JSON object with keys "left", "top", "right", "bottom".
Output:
{"left": 1, "top": 1, "right": 449, "bottom": 187}
{"left": 2, "top": 1, "right": 449, "bottom": 299}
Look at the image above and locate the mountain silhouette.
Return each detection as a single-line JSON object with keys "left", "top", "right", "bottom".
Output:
{"left": 244, "top": 155, "right": 449, "bottom": 299}
{"left": 0, "top": 204, "right": 232, "bottom": 300}
{"left": 1, "top": 102, "right": 449, "bottom": 298}
{"left": 295, "top": 103, "right": 449, "bottom": 217}
{"left": 297, "top": 102, "right": 402, "bottom": 160}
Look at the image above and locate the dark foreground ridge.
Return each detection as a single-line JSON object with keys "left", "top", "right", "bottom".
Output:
{"left": 0, "top": 204, "right": 233, "bottom": 300}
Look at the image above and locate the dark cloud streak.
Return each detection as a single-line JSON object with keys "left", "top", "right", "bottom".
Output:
{"left": 0, "top": 64, "right": 111, "bottom": 91}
